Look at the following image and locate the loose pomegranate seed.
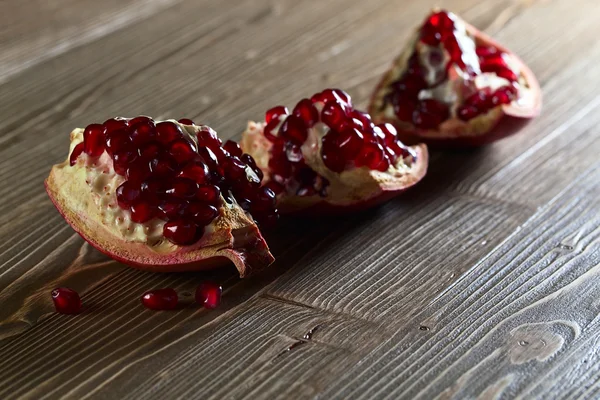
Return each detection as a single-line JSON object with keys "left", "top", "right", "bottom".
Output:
{"left": 83, "top": 124, "right": 106, "bottom": 157}
{"left": 178, "top": 118, "right": 195, "bottom": 125}
{"left": 265, "top": 106, "right": 289, "bottom": 124}
{"left": 163, "top": 220, "right": 198, "bottom": 245}
{"left": 279, "top": 115, "right": 308, "bottom": 144}
{"left": 321, "top": 102, "right": 347, "bottom": 131}
{"left": 223, "top": 140, "right": 243, "bottom": 158}
{"left": 130, "top": 120, "right": 156, "bottom": 146}
{"left": 70, "top": 143, "right": 85, "bottom": 166}
{"left": 293, "top": 98, "right": 319, "bottom": 127}
{"left": 156, "top": 121, "right": 182, "bottom": 145}
{"left": 51, "top": 287, "right": 82, "bottom": 314}
{"left": 195, "top": 281, "right": 222, "bottom": 309}
{"left": 116, "top": 181, "right": 141, "bottom": 208}
{"left": 130, "top": 202, "right": 157, "bottom": 223}
{"left": 141, "top": 288, "right": 178, "bottom": 310}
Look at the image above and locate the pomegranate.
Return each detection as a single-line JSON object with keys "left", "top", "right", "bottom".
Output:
{"left": 240, "top": 89, "right": 428, "bottom": 214}
{"left": 369, "top": 9, "right": 542, "bottom": 146}
{"left": 46, "top": 117, "right": 276, "bottom": 277}
{"left": 141, "top": 288, "right": 179, "bottom": 310}
{"left": 195, "top": 281, "right": 222, "bottom": 309}
{"left": 51, "top": 287, "right": 82, "bottom": 314}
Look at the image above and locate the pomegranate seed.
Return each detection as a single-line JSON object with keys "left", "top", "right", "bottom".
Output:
{"left": 178, "top": 118, "right": 195, "bottom": 125}
{"left": 197, "top": 147, "right": 219, "bottom": 169}
{"left": 476, "top": 46, "right": 498, "bottom": 58}
{"left": 371, "top": 125, "right": 386, "bottom": 144}
{"left": 70, "top": 143, "right": 85, "bottom": 166}
{"left": 406, "top": 53, "right": 424, "bottom": 77}
{"left": 116, "top": 181, "right": 141, "bottom": 208}
{"left": 129, "top": 116, "right": 153, "bottom": 126}
{"left": 350, "top": 110, "right": 373, "bottom": 131}
{"left": 51, "top": 287, "right": 82, "bottom": 314}
{"left": 479, "top": 53, "right": 508, "bottom": 69}
{"left": 196, "top": 185, "right": 221, "bottom": 205}
{"left": 355, "top": 142, "right": 386, "bottom": 170}
{"left": 444, "top": 35, "right": 464, "bottom": 67}
{"left": 279, "top": 115, "right": 308, "bottom": 144}
{"left": 113, "top": 150, "right": 138, "bottom": 175}
{"left": 103, "top": 118, "right": 128, "bottom": 134}
{"left": 252, "top": 187, "right": 276, "bottom": 212}
{"left": 496, "top": 68, "right": 519, "bottom": 82}
{"left": 141, "top": 289, "right": 178, "bottom": 310}
{"left": 265, "top": 106, "right": 289, "bottom": 124}
{"left": 166, "top": 178, "right": 199, "bottom": 198}
{"left": 264, "top": 181, "right": 285, "bottom": 194}
{"left": 393, "top": 97, "right": 418, "bottom": 122}
{"left": 169, "top": 139, "right": 197, "bottom": 165}
{"left": 222, "top": 157, "right": 247, "bottom": 181}
{"left": 263, "top": 119, "right": 280, "bottom": 142}
{"left": 197, "top": 126, "right": 221, "bottom": 147}
{"left": 187, "top": 203, "right": 219, "bottom": 226}
{"left": 392, "top": 76, "right": 426, "bottom": 98}
{"left": 105, "top": 129, "right": 132, "bottom": 156}
{"left": 156, "top": 121, "right": 182, "bottom": 145}
{"left": 223, "top": 140, "right": 243, "bottom": 157}
{"left": 285, "top": 143, "right": 303, "bottom": 163}
{"left": 178, "top": 162, "right": 210, "bottom": 184}
{"left": 376, "top": 154, "right": 391, "bottom": 172}
{"left": 412, "top": 100, "right": 449, "bottom": 129}
{"left": 83, "top": 124, "right": 106, "bottom": 157}
{"left": 319, "top": 88, "right": 352, "bottom": 107}
{"left": 293, "top": 98, "right": 319, "bottom": 127}
{"left": 157, "top": 200, "right": 186, "bottom": 220}
{"left": 458, "top": 105, "right": 480, "bottom": 121}
{"left": 163, "top": 220, "right": 198, "bottom": 245}
{"left": 126, "top": 160, "right": 151, "bottom": 183}
{"left": 321, "top": 143, "right": 346, "bottom": 173}
{"left": 377, "top": 123, "right": 398, "bottom": 144}
{"left": 321, "top": 102, "right": 348, "bottom": 131}
{"left": 130, "top": 120, "right": 156, "bottom": 146}
{"left": 337, "top": 127, "right": 364, "bottom": 161}
{"left": 420, "top": 24, "right": 442, "bottom": 46}
{"left": 149, "top": 157, "right": 176, "bottom": 178}
{"left": 269, "top": 155, "right": 292, "bottom": 179}
{"left": 195, "top": 281, "right": 222, "bottom": 309}
{"left": 130, "top": 202, "right": 157, "bottom": 223}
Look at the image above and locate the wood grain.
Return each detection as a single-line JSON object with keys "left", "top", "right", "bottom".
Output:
{"left": 0, "top": 0, "right": 599, "bottom": 398}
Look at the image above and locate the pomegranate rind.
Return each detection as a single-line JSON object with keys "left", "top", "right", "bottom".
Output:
{"left": 368, "top": 12, "right": 542, "bottom": 147}
{"left": 45, "top": 136, "right": 274, "bottom": 278}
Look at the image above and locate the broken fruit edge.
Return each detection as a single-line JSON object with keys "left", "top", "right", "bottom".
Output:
{"left": 45, "top": 168, "right": 274, "bottom": 278}
{"left": 369, "top": 16, "right": 542, "bottom": 147}
{"left": 276, "top": 143, "right": 428, "bottom": 215}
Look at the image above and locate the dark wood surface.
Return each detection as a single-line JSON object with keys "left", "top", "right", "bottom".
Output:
{"left": 1, "top": 0, "right": 599, "bottom": 398}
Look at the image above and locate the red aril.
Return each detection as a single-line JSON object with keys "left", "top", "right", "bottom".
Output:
{"left": 195, "top": 281, "right": 222, "bottom": 309}
{"left": 51, "top": 287, "right": 82, "bottom": 314}
{"left": 141, "top": 289, "right": 178, "bottom": 310}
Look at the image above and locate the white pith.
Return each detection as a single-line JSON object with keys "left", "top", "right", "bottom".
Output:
{"left": 373, "top": 15, "right": 536, "bottom": 138}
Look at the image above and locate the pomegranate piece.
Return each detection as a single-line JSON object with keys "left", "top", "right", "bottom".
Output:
{"left": 369, "top": 9, "right": 541, "bottom": 147}
{"left": 51, "top": 287, "right": 82, "bottom": 314}
{"left": 141, "top": 288, "right": 179, "bottom": 310}
{"left": 195, "top": 281, "right": 222, "bottom": 309}
{"left": 46, "top": 117, "right": 275, "bottom": 277}
{"left": 240, "top": 89, "right": 428, "bottom": 214}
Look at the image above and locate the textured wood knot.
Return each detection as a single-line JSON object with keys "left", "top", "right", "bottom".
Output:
{"left": 507, "top": 321, "right": 577, "bottom": 364}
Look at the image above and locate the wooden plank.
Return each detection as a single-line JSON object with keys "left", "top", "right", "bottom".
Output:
{"left": 321, "top": 163, "right": 600, "bottom": 399}
{"left": 0, "top": 0, "right": 182, "bottom": 84}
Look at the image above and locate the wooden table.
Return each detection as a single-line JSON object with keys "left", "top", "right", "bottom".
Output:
{"left": 1, "top": 0, "right": 599, "bottom": 398}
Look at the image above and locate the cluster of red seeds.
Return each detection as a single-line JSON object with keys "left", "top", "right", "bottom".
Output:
{"left": 262, "top": 89, "right": 415, "bottom": 195}
{"left": 385, "top": 10, "right": 520, "bottom": 128}
{"left": 70, "top": 116, "right": 277, "bottom": 245}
